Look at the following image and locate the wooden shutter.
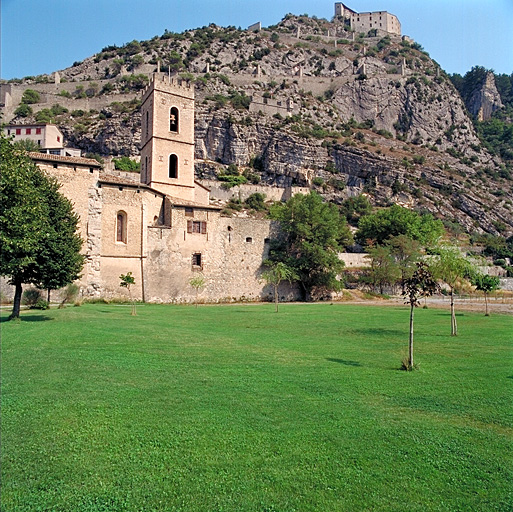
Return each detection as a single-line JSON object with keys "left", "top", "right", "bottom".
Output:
{"left": 187, "top": 220, "right": 193, "bottom": 233}
{"left": 201, "top": 221, "right": 207, "bottom": 234}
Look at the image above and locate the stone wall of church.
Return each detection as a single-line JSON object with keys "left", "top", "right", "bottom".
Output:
{"left": 141, "top": 209, "right": 292, "bottom": 303}
{"left": 96, "top": 184, "right": 164, "bottom": 300}
{"left": 39, "top": 161, "right": 100, "bottom": 292}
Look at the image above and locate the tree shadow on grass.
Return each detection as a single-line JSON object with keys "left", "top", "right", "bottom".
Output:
{"left": 326, "top": 358, "right": 362, "bottom": 367}
{"left": 0, "top": 314, "right": 53, "bottom": 323}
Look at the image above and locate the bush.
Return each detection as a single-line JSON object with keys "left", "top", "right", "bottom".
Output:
{"left": 21, "top": 89, "right": 40, "bottom": 104}
{"left": 113, "top": 156, "right": 140, "bottom": 172}
{"left": 245, "top": 193, "right": 266, "bottom": 211}
{"left": 14, "top": 104, "right": 32, "bottom": 117}
{"left": 33, "top": 299, "right": 50, "bottom": 310}
{"left": 59, "top": 283, "right": 80, "bottom": 308}
{"left": 35, "top": 109, "right": 54, "bottom": 123}
{"left": 22, "top": 288, "right": 42, "bottom": 306}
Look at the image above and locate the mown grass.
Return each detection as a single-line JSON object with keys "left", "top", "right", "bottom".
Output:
{"left": 1, "top": 303, "right": 512, "bottom": 511}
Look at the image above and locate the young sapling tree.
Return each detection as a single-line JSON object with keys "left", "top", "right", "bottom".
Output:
{"left": 402, "top": 261, "right": 438, "bottom": 370}
{"left": 120, "top": 272, "right": 136, "bottom": 315}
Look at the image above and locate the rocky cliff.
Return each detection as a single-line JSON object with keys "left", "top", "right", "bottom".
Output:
{"left": 1, "top": 14, "right": 512, "bottom": 236}
{"left": 466, "top": 71, "right": 504, "bottom": 121}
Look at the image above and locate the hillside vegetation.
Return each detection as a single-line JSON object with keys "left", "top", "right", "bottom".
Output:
{"left": 2, "top": 14, "right": 512, "bottom": 237}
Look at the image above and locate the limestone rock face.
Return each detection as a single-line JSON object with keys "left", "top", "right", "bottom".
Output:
{"left": 467, "top": 72, "right": 503, "bottom": 121}
{"left": 2, "top": 14, "right": 511, "bottom": 236}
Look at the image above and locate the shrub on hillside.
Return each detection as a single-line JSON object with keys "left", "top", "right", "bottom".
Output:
{"left": 113, "top": 156, "right": 140, "bottom": 172}
{"left": 21, "top": 89, "right": 40, "bottom": 104}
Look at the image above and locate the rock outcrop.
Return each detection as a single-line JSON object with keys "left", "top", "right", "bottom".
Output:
{"left": 1, "top": 14, "right": 512, "bottom": 236}
{"left": 467, "top": 71, "right": 503, "bottom": 121}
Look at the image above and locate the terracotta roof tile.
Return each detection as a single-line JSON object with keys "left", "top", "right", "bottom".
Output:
{"left": 29, "top": 152, "right": 102, "bottom": 167}
{"left": 98, "top": 174, "right": 144, "bottom": 186}
{"left": 165, "top": 196, "right": 221, "bottom": 210}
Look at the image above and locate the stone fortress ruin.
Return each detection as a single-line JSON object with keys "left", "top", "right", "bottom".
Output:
{"left": 334, "top": 3, "right": 401, "bottom": 36}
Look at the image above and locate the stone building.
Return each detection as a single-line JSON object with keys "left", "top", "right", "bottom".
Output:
{"left": 30, "top": 74, "right": 279, "bottom": 303}
{"left": 334, "top": 3, "right": 401, "bottom": 36}
{"left": 4, "top": 123, "right": 82, "bottom": 156}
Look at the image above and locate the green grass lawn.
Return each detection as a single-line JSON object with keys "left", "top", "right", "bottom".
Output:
{"left": 1, "top": 303, "right": 512, "bottom": 511}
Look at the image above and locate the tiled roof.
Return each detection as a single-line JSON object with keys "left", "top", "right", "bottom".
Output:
{"left": 166, "top": 195, "right": 222, "bottom": 210}
{"left": 29, "top": 152, "right": 102, "bottom": 167}
{"left": 98, "top": 175, "right": 221, "bottom": 210}
{"left": 98, "top": 174, "right": 144, "bottom": 187}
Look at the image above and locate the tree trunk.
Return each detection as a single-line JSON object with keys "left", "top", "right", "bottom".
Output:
{"left": 10, "top": 278, "right": 23, "bottom": 320}
{"left": 47, "top": 289, "right": 51, "bottom": 303}
{"left": 274, "top": 284, "right": 279, "bottom": 313}
{"left": 128, "top": 287, "right": 136, "bottom": 316}
{"left": 409, "top": 303, "right": 414, "bottom": 368}
{"left": 450, "top": 289, "right": 457, "bottom": 336}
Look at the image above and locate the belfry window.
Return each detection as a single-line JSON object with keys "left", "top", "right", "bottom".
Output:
{"left": 169, "top": 154, "right": 178, "bottom": 179}
{"left": 170, "top": 107, "right": 179, "bottom": 132}
{"left": 116, "top": 211, "right": 127, "bottom": 244}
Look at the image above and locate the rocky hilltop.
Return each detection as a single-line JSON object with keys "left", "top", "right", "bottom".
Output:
{"left": 1, "top": 14, "right": 512, "bottom": 236}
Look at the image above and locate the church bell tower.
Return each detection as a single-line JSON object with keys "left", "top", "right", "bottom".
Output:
{"left": 140, "top": 74, "right": 196, "bottom": 201}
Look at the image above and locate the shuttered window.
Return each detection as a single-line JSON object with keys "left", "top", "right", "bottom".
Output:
{"left": 187, "top": 220, "right": 207, "bottom": 234}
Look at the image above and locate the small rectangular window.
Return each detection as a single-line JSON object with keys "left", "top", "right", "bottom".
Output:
{"left": 36, "top": 128, "right": 42, "bottom": 134}
{"left": 16, "top": 128, "right": 21, "bottom": 135}
{"left": 26, "top": 128, "right": 31, "bottom": 135}
{"left": 185, "top": 207, "right": 194, "bottom": 217}
{"left": 192, "top": 253, "right": 202, "bottom": 268}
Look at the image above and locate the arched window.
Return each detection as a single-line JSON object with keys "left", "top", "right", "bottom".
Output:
{"left": 170, "top": 107, "right": 179, "bottom": 132}
{"left": 116, "top": 211, "right": 127, "bottom": 244}
{"left": 169, "top": 154, "right": 178, "bottom": 179}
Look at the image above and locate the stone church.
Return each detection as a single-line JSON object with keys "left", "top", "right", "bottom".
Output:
{"left": 31, "top": 74, "right": 277, "bottom": 303}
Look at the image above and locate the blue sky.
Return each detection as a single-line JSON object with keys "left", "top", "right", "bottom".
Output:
{"left": 1, "top": 0, "right": 512, "bottom": 80}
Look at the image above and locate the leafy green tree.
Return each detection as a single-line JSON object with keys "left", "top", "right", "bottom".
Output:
{"left": 387, "top": 235, "right": 422, "bottom": 292}
{"left": 356, "top": 205, "right": 444, "bottom": 246}
{"left": 431, "top": 246, "right": 474, "bottom": 336}
{"left": 339, "top": 194, "right": 372, "bottom": 225}
{"left": 120, "top": 272, "right": 136, "bottom": 315}
{"left": 402, "top": 262, "right": 439, "bottom": 370}
{"left": 13, "top": 139, "right": 41, "bottom": 152}
{"left": 1, "top": 133, "right": 83, "bottom": 319}
{"left": 261, "top": 261, "right": 297, "bottom": 312}
{"left": 472, "top": 273, "right": 500, "bottom": 316}
{"left": 362, "top": 244, "right": 400, "bottom": 294}
{"left": 34, "top": 177, "right": 84, "bottom": 302}
{"left": 269, "top": 192, "right": 352, "bottom": 299}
